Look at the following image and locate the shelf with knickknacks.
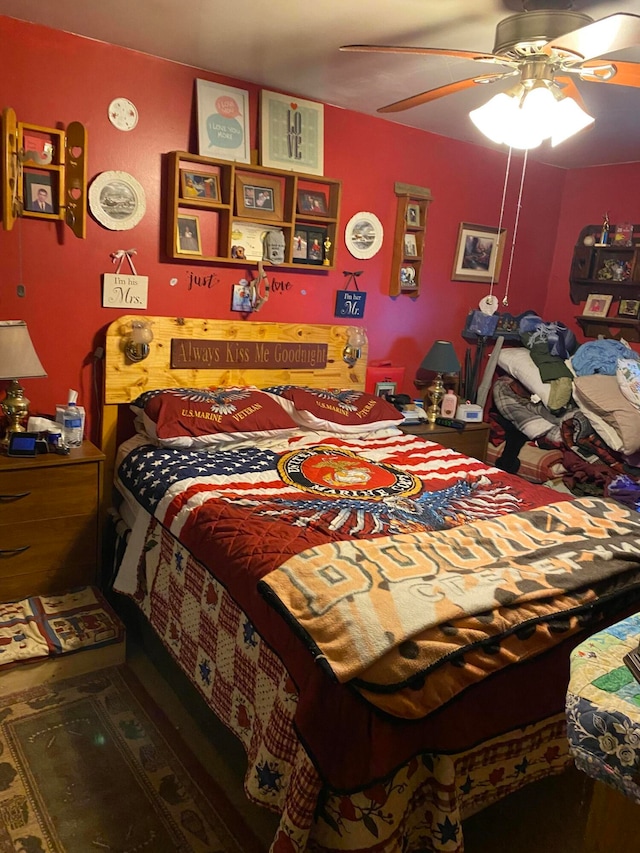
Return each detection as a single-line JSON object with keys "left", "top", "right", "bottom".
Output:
{"left": 166, "top": 151, "right": 342, "bottom": 270}
{"left": 1, "top": 107, "right": 87, "bottom": 237}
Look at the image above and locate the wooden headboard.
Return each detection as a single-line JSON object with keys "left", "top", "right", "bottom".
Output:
{"left": 102, "top": 315, "right": 367, "bottom": 506}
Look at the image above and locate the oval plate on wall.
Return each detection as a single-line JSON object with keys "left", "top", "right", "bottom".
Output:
{"left": 88, "top": 171, "right": 146, "bottom": 231}
{"left": 345, "top": 211, "right": 384, "bottom": 260}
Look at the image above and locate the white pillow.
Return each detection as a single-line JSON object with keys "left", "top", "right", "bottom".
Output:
{"left": 497, "top": 348, "right": 551, "bottom": 406}
{"left": 617, "top": 358, "right": 640, "bottom": 410}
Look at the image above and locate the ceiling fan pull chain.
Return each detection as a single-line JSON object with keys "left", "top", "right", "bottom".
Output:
{"left": 490, "top": 146, "right": 512, "bottom": 301}
{"left": 502, "top": 149, "right": 528, "bottom": 307}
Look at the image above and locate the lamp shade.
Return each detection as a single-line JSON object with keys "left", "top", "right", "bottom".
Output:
{"left": 419, "top": 340, "right": 461, "bottom": 376}
{"left": 0, "top": 321, "right": 47, "bottom": 380}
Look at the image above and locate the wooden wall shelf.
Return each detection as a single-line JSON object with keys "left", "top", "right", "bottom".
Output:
{"left": 166, "top": 151, "right": 341, "bottom": 270}
{"left": 389, "top": 182, "right": 432, "bottom": 297}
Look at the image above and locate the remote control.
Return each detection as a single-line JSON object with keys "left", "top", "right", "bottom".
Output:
{"left": 435, "top": 416, "right": 466, "bottom": 430}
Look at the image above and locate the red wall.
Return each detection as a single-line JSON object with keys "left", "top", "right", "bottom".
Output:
{"left": 3, "top": 15, "right": 628, "bottom": 443}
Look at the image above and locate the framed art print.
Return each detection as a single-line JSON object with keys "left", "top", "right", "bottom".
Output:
{"left": 452, "top": 222, "right": 506, "bottom": 283}
{"left": 260, "top": 90, "right": 324, "bottom": 175}
{"left": 196, "top": 79, "right": 250, "bottom": 163}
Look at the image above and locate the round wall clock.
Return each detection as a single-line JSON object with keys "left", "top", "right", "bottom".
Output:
{"left": 88, "top": 171, "right": 146, "bottom": 231}
{"left": 345, "top": 212, "right": 384, "bottom": 260}
{"left": 108, "top": 97, "right": 138, "bottom": 131}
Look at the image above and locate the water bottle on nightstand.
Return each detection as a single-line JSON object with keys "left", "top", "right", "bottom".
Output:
{"left": 62, "top": 390, "right": 83, "bottom": 447}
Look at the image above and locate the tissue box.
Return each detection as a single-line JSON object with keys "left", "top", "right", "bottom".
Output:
{"left": 56, "top": 405, "right": 86, "bottom": 439}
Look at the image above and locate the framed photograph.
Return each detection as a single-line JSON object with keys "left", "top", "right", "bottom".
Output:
{"left": 297, "top": 189, "right": 328, "bottom": 215}
{"left": 404, "top": 233, "right": 418, "bottom": 257}
{"left": 196, "top": 79, "right": 250, "bottom": 163}
{"left": 231, "top": 282, "right": 253, "bottom": 312}
{"left": 617, "top": 298, "right": 640, "bottom": 318}
{"left": 24, "top": 172, "right": 55, "bottom": 214}
{"left": 292, "top": 225, "right": 327, "bottom": 264}
{"left": 260, "top": 89, "right": 324, "bottom": 175}
{"left": 180, "top": 170, "right": 220, "bottom": 201}
{"left": 176, "top": 214, "right": 202, "bottom": 255}
{"left": 235, "top": 174, "right": 283, "bottom": 221}
{"left": 375, "top": 381, "right": 397, "bottom": 397}
{"left": 406, "top": 203, "right": 421, "bottom": 227}
{"left": 582, "top": 293, "right": 613, "bottom": 318}
{"left": 452, "top": 222, "right": 507, "bottom": 283}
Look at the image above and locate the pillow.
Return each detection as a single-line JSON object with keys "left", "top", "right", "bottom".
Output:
{"left": 486, "top": 441, "right": 565, "bottom": 483}
{"left": 617, "top": 358, "right": 640, "bottom": 409}
{"left": 497, "top": 348, "right": 551, "bottom": 406}
{"left": 264, "top": 386, "right": 404, "bottom": 433}
{"left": 572, "top": 374, "right": 640, "bottom": 455}
{"left": 130, "top": 386, "right": 299, "bottom": 448}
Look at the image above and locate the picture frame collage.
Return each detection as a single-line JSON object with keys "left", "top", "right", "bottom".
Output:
{"left": 293, "top": 224, "right": 327, "bottom": 265}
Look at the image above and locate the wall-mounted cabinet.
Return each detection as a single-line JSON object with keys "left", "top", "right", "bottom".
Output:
{"left": 389, "top": 182, "right": 432, "bottom": 297}
{"left": 166, "top": 151, "right": 341, "bottom": 270}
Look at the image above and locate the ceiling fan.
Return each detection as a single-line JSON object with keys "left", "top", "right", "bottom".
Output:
{"left": 340, "top": 6, "right": 640, "bottom": 116}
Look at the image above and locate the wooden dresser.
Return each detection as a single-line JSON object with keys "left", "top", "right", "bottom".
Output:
{"left": 0, "top": 440, "right": 104, "bottom": 601}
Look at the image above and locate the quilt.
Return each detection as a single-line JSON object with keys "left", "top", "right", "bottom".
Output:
{"left": 116, "top": 428, "right": 640, "bottom": 794}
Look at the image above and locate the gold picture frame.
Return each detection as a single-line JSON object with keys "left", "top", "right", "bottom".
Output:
{"left": 235, "top": 173, "right": 283, "bottom": 222}
{"left": 180, "top": 169, "right": 220, "bottom": 201}
{"left": 582, "top": 293, "right": 613, "bottom": 318}
{"left": 452, "top": 222, "right": 507, "bottom": 283}
{"left": 176, "top": 214, "right": 202, "bottom": 255}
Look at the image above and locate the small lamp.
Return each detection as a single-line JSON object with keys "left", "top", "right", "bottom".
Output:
{"left": 0, "top": 320, "right": 47, "bottom": 445}
{"left": 124, "top": 319, "right": 154, "bottom": 362}
{"left": 343, "top": 326, "right": 367, "bottom": 367}
{"left": 418, "top": 340, "right": 461, "bottom": 423}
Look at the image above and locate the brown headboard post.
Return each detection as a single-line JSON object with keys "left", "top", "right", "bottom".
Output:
{"left": 101, "top": 316, "right": 368, "bottom": 513}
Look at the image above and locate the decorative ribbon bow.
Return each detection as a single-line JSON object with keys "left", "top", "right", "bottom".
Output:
{"left": 110, "top": 248, "right": 138, "bottom": 275}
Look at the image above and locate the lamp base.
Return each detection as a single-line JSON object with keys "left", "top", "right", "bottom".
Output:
{"left": 426, "top": 374, "right": 445, "bottom": 423}
{"left": 1, "top": 380, "right": 30, "bottom": 449}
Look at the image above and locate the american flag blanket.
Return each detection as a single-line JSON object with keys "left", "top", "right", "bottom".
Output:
{"left": 118, "top": 429, "right": 640, "bottom": 718}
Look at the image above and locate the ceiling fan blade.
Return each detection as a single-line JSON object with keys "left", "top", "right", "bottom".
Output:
{"left": 545, "top": 13, "right": 640, "bottom": 62}
{"left": 580, "top": 60, "right": 640, "bottom": 89}
{"left": 340, "top": 44, "right": 506, "bottom": 64}
{"left": 377, "top": 74, "right": 511, "bottom": 113}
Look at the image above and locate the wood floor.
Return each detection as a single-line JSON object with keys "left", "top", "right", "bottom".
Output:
{"left": 125, "top": 632, "right": 619, "bottom": 853}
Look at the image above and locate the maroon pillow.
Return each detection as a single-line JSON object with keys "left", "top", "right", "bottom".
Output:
{"left": 265, "top": 386, "right": 403, "bottom": 433}
{"left": 131, "top": 386, "right": 299, "bottom": 447}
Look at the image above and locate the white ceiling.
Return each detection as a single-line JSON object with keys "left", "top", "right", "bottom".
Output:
{"left": 4, "top": 0, "right": 640, "bottom": 169}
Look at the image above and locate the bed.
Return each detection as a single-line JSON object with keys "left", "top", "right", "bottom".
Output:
{"left": 103, "top": 315, "right": 640, "bottom": 853}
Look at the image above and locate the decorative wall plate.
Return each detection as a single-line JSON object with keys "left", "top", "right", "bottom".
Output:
{"left": 345, "top": 212, "right": 383, "bottom": 260}
{"left": 88, "top": 171, "right": 146, "bottom": 231}
{"left": 108, "top": 97, "right": 138, "bottom": 131}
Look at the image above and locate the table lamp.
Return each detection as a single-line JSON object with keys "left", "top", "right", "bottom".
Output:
{"left": 0, "top": 320, "right": 47, "bottom": 446}
{"left": 418, "top": 340, "right": 461, "bottom": 423}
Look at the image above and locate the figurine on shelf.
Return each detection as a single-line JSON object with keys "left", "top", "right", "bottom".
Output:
{"left": 598, "top": 211, "right": 610, "bottom": 246}
{"left": 323, "top": 237, "right": 332, "bottom": 266}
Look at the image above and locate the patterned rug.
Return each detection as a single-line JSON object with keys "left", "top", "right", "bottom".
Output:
{"left": 0, "top": 666, "right": 263, "bottom": 853}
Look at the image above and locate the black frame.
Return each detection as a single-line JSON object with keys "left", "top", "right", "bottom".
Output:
{"left": 292, "top": 225, "right": 327, "bottom": 265}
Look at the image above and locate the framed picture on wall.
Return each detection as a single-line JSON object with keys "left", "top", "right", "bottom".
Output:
{"left": 235, "top": 174, "right": 283, "bottom": 221}
{"left": 196, "top": 79, "right": 250, "bottom": 163}
{"left": 180, "top": 170, "right": 220, "bottom": 201}
{"left": 260, "top": 89, "right": 324, "bottom": 175}
{"left": 24, "top": 171, "right": 55, "bottom": 213}
{"left": 451, "top": 222, "right": 507, "bottom": 283}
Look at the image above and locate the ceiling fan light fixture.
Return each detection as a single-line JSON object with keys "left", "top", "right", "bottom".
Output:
{"left": 470, "top": 78, "right": 594, "bottom": 150}
{"left": 550, "top": 95, "right": 594, "bottom": 147}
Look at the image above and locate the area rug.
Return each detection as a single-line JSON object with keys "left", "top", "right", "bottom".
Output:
{"left": 0, "top": 665, "right": 264, "bottom": 853}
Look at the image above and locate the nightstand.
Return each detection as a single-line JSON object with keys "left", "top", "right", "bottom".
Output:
{"left": 399, "top": 421, "right": 490, "bottom": 462}
{"left": 0, "top": 440, "right": 105, "bottom": 601}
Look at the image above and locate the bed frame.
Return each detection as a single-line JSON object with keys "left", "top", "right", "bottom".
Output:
{"left": 101, "top": 315, "right": 367, "bottom": 509}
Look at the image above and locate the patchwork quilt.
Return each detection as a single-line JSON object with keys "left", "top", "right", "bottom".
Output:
{"left": 117, "top": 429, "right": 640, "bottom": 721}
